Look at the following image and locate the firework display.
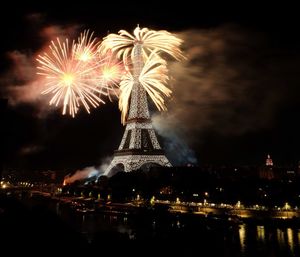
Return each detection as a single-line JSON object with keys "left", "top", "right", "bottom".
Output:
{"left": 37, "top": 36, "right": 105, "bottom": 117}
{"left": 38, "top": 26, "right": 183, "bottom": 121}
{"left": 37, "top": 26, "right": 184, "bottom": 174}
{"left": 101, "top": 25, "right": 184, "bottom": 123}
{"left": 37, "top": 31, "right": 122, "bottom": 117}
{"left": 99, "top": 26, "right": 184, "bottom": 63}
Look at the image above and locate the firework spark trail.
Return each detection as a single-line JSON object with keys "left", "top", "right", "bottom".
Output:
{"left": 139, "top": 52, "right": 171, "bottom": 111}
{"left": 74, "top": 30, "right": 100, "bottom": 62}
{"left": 100, "top": 26, "right": 184, "bottom": 63}
{"left": 96, "top": 52, "right": 125, "bottom": 101}
{"left": 74, "top": 31, "right": 124, "bottom": 101}
{"left": 119, "top": 70, "right": 134, "bottom": 122}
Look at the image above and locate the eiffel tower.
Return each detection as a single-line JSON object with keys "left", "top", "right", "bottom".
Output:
{"left": 105, "top": 42, "right": 171, "bottom": 175}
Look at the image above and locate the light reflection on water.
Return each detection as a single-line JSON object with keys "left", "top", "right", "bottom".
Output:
{"left": 58, "top": 204, "right": 300, "bottom": 257}
{"left": 239, "top": 224, "right": 246, "bottom": 253}
{"left": 238, "top": 224, "right": 300, "bottom": 257}
{"left": 277, "top": 228, "right": 285, "bottom": 249}
{"left": 287, "top": 228, "right": 294, "bottom": 254}
{"left": 274, "top": 227, "right": 298, "bottom": 255}
{"left": 23, "top": 192, "right": 300, "bottom": 256}
{"left": 257, "top": 225, "right": 265, "bottom": 242}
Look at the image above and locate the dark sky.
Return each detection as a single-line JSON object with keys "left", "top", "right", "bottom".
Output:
{"left": 1, "top": 1, "right": 300, "bottom": 173}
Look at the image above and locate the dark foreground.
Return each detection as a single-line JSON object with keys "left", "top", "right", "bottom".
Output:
{"left": 1, "top": 192, "right": 300, "bottom": 257}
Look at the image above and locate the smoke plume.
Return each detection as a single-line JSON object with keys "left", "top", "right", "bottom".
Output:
{"left": 64, "top": 166, "right": 99, "bottom": 184}
{"left": 64, "top": 156, "right": 114, "bottom": 184}
{"left": 98, "top": 156, "right": 113, "bottom": 173}
{"left": 153, "top": 24, "right": 299, "bottom": 162}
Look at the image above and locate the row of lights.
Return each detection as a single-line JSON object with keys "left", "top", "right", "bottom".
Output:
{"left": 161, "top": 197, "right": 296, "bottom": 211}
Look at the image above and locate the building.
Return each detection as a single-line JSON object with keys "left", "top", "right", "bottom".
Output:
{"left": 259, "top": 154, "right": 275, "bottom": 179}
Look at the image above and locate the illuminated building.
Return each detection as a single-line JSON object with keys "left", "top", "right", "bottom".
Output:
{"left": 266, "top": 154, "right": 273, "bottom": 166}
{"left": 259, "top": 154, "right": 274, "bottom": 179}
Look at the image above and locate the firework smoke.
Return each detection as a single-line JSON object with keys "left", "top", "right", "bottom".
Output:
{"left": 64, "top": 156, "right": 113, "bottom": 184}
{"left": 64, "top": 166, "right": 100, "bottom": 184}
{"left": 154, "top": 24, "right": 298, "bottom": 160}
{"left": 1, "top": 51, "right": 45, "bottom": 105}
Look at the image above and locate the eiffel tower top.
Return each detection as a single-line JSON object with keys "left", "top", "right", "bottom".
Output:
{"left": 126, "top": 43, "right": 150, "bottom": 123}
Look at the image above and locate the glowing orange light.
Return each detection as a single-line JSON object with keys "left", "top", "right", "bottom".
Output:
{"left": 62, "top": 73, "right": 75, "bottom": 86}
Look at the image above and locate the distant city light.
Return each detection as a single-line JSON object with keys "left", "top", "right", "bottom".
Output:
{"left": 150, "top": 196, "right": 155, "bottom": 205}
{"left": 284, "top": 202, "right": 291, "bottom": 210}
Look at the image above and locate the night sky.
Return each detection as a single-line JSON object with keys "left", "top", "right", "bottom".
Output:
{"left": 1, "top": 1, "right": 300, "bottom": 173}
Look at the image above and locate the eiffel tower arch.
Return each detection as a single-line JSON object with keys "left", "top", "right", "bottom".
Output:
{"left": 105, "top": 43, "right": 171, "bottom": 175}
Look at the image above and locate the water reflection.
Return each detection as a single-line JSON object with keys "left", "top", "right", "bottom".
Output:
{"left": 56, "top": 202, "right": 300, "bottom": 257}
{"left": 277, "top": 228, "right": 285, "bottom": 249}
{"left": 257, "top": 225, "right": 265, "bottom": 242}
{"left": 287, "top": 228, "right": 294, "bottom": 254}
{"left": 239, "top": 224, "right": 246, "bottom": 253}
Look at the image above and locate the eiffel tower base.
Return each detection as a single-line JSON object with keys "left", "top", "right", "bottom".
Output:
{"left": 105, "top": 152, "right": 171, "bottom": 176}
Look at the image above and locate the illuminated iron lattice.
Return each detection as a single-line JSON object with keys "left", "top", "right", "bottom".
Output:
{"left": 105, "top": 43, "right": 171, "bottom": 175}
